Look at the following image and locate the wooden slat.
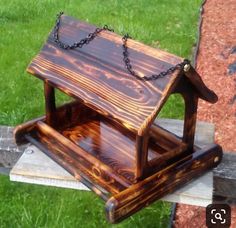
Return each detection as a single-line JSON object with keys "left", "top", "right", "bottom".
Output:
{"left": 58, "top": 116, "right": 168, "bottom": 182}
{"left": 149, "top": 143, "right": 188, "bottom": 167}
{"left": 14, "top": 100, "right": 97, "bottom": 144}
{"left": 149, "top": 123, "right": 182, "bottom": 149}
{"left": 34, "top": 121, "right": 131, "bottom": 193}
{"left": 14, "top": 99, "right": 216, "bottom": 183}
{"left": 213, "top": 153, "right": 236, "bottom": 202}
{"left": 10, "top": 119, "right": 217, "bottom": 206}
{"left": 61, "top": 118, "right": 137, "bottom": 182}
{"left": 27, "top": 15, "right": 184, "bottom": 135}
{"left": 105, "top": 144, "right": 222, "bottom": 223}
{"left": 185, "top": 67, "right": 218, "bottom": 104}
{"left": 14, "top": 116, "right": 44, "bottom": 144}
{"left": 25, "top": 134, "right": 110, "bottom": 201}
{"left": 59, "top": 15, "right": 183, "bottom": 66}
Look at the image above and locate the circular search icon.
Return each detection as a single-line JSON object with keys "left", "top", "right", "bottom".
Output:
{"left": 215, "top": 212, "right": 223, "bottom": 220}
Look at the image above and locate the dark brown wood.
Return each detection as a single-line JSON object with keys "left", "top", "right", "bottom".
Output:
{"left": 184, "top": 66, "right": 218, "bottom": 103}
{"left": 182, "top": 93, "right": 198, "bottom": 151}
{"left": 44, "top": 82, "right": 56, "bottom": 126}
{"left": 148, "top": 143, "right": 188, "bottom": 167}
{"left": 135, "top": 135, "right": 149, "bottom": 180}
{"left": 14, "top": 14, "right": 223, "bottom": 223}
{"left": 14, "top": 116, "right": 44, "bottom": 144}
{"left": 149, "top": 123, "right": 182, "bottom": 149}
{"left": 34, "top": 121, "right": 131, "bottom": 192}
{"left": 15, "top": 100, "right": 196, "bottom": 184}
{"left": 27, "top": 49, "right": 182, "bottom": 135}
{"left": 172, "top": 77, "right": 199, "bottom": 150}
{"left": 105, "top": 144, "right": 222, "bottom": 223}
{"left": 16, "top": 102, "right": 190, "bottom": 183}
{"left": 26, "top": 15, "right": 216, "bottom": 136}
{"left": 24, "top": 134, "right": 110, "bottom": 201}
{"left": 14, "top": 100, "right": 96, "bottom": 144}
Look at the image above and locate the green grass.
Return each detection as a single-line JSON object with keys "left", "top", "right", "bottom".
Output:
{"left": 0, "top": 0, "right": 202, "bottom": 227}
{"left": 0, "top": 175, "right": 171, "bottom": 228}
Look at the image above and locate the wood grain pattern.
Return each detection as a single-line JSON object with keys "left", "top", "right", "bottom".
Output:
{"left": 44, "top": 82, "right": 56, "bottom": 126}
{"left": 14, "top": 14, "right": 223, "bottom": 223}
{"left": 182, "top": 92, "right": 198, "bottom": 151}
{"left": 184, "top": 66, "right": 218, "bottom": 103}
{"left": 135, "top": 135, "right": 149, "bottom": 180}
{"left": 105, "top": 144, "right": 222, "bottom": 223}
{"left": 16, "top": 102, "right": 188, "bottom": 184}
{"left": 14, "top": 100, "right": 97, "bottom": 144}
{"left": 14, "top": 99, "right": 223, "bottom": 222}
{"left": 26, "top": 15, "right": 217, "bottom": 135}
{"left": 33, "top": 121, "right": 130, "bottom": 193}
{"left": 27, "top": 15, "right": 189, "bottom": 135}
{"left": 11, "top": 120, "right": 217, "bottom": 208}
{"left": 24, "top": 134, "right": 110, "bottom": 201}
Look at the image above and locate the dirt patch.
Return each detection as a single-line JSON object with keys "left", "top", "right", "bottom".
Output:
{"left": 174, "top": 0, "right": 236, "bottom": 227}
{"left": 196, "top": 0, "right": 236, "bottom": 152}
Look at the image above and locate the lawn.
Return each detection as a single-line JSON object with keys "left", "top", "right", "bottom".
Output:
{"left": 0, "top": 0, "right": 202, "bottom": 227}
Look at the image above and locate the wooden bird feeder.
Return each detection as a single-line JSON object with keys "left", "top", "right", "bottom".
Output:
{"left": 14, "top": 15, "right": 223, "bottom": 223}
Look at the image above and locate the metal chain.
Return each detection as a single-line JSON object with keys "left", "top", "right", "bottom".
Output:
{"left": 53, "top": 12, "right": 191, "bottom": 81}
{"left": 53, "top": 12, "right": 114, "bottom": 50}
{"left": 122, "top": 34, "right": 190, "bottom": 81}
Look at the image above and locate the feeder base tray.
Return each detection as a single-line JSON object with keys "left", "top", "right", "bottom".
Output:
{"left": 14, "top": 102, "right": 222, "bottom": 223}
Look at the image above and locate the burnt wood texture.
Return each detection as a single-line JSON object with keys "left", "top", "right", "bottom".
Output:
{"left": 14, "top": 14, "right": 222, "bottom": 223}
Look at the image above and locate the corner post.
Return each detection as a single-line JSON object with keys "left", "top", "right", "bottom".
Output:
{"left": 44, "top": 82, "right": 56, "bottom": 126}
{"left": 182, "top": 92, "right": 198, "bottom": 151}
{"left": 135, "top": 135, "right": 149, "bottom": 180}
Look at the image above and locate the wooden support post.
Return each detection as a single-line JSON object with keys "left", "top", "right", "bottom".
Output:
{"left": 44, "top": 82, "right": 56, "bottom": 126}
{"left": 135, "top": 135, "right": 149, "bottom": 180}
{"left": 182, "top": 93, "right": 198, "bottom": 151}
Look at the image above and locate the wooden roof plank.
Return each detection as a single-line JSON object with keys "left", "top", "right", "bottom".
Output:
{"left": 184, "top": 67, "right": 218, "bottom": 104}
{"left": 27, "top": 15, "right": 186, "bottom": 134}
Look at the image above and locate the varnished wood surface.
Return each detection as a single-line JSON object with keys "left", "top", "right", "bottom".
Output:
{"left": 15, "top": 14, "right": 222, "bottom": 223}
{"left": 32, "top": 121, "right": 131, "bottom": 194}
{"left": 27, "top": 15, "right": 218, "bottom": 135}
{"left": 14, "top": 104, "right": 223, "bottom": 223}
{"left": 27, "top": 15, "right": 185, "bottom": 135}
{"left": 44, "top": 82, "right": 56, "bottom": 126}
{"left": 14, "top": 100, "right": 200, "bottom": 183}
{"left": 60, "top": 117, "right": 179, "bottom": 182}
{"left": 14, "top": 100, "right": 97, "bottom": 144}
{"left": 14, "top": 101, "right": 191, "bottom": 183}
{"left": 105, "top": 144, "right": 223, "bottom": 223}
{"left": 185, "top": 66, "right": 218, "bottom": 103}
{"left": 19, "top": 118, "right": 223, "bottom": 212}
{"left": 11, "top": 119, "right": 217, "bottom": 207}
{"left": 182, "top": 91, "right": 198, "bottom": 151}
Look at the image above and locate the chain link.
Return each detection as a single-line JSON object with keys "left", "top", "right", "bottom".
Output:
{"left": 53, "top": 12, "right": 114, "bottom": 50}
{"left": 53, "top": 12, "right": 190, "bottom": 81}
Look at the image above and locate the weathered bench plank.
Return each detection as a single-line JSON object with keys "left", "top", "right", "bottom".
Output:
{"left": 0, "top": 126, "right": 26, "bottom": 170}
{"left": 213, "top": 153, "right": 236, "bottom": 203}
